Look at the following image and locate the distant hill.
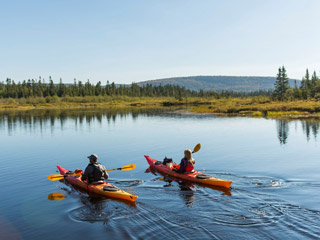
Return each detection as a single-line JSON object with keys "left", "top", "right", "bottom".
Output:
{"left": 136, "top": 76, "right": 299, "bottom": 92}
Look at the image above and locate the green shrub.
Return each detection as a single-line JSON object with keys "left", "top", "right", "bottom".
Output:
{"left": 46, "top": 96, "right": 60, "bottom": 103}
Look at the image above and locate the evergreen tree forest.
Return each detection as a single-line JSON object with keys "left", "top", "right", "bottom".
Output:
{"left": 0, "top": 77, "right": 269, "bottom": 101}
{"left": 0, "top": 67, "right": 320, "bottom": 102}
{"left": 273, "top": 66, "right": 320, "bottom": 101}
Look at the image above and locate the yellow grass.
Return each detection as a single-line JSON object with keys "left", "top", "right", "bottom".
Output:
{"left": 1, "top": 96, "right": 320, "bottom": 119}
{"left": 189, "top": 98, "right": 320, "bottom": 118}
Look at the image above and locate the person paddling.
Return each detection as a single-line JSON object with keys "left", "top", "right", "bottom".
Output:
{"left": 81, "top": 154, "right": 109, "bottom": 184}
{"left": 174, "top": 149, "right": 195, "bottom": 173}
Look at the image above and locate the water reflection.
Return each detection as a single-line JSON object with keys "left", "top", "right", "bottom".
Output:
{"left": 47, "top": 192, "right": 66, "bottom": 201}
{"left": 276, "top": 119, "right": 320, "bottom": 144}
{"left": 69, "top": 196, "right": 111, "bottom": 223}
{"left": 276, "top": 120, "right": 289, "bottom": 145}
{"left": 1, "top": 108, "right": 319, "bottom": 144}
{"left": 178, "top": 183, "right": 196, "bottom": 207}
{"left": 301, "top": 120, "right": 320, "bottom": 141}
{"left": 0, "top": 108, "right": 170, "bottom": 135}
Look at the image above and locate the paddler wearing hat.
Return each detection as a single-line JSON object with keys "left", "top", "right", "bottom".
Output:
{"left": 81, "top": 154, "right": 109, "bottom": 184}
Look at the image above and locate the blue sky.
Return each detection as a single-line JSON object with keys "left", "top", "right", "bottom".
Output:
{"left": 1, "top": 0, "right": 319, "bottom": 84}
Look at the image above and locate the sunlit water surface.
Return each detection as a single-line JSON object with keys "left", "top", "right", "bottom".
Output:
{"left": 0, "top": 108, "right": 319, "bottom": 239}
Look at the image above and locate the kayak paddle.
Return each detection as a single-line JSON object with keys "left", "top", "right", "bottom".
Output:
{"left": 47, "top": 172, "right": 81, "bottom": 181}
{"left": 48, "top": 192, "right": 66, "bottom": 201}
{"left": 192, "top": 143, "right": 201, "bottom": 153}
{"left": 47, "top": 164, "right": 136, "bottom": 181}
{"left": 106, "top": 164, "right": 136, "bottom": 171}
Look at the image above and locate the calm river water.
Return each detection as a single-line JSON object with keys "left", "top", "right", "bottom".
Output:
{"left": 0, "top": 108, "right": 319, "bottom": 239}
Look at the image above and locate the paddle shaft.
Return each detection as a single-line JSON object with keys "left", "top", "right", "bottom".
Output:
{"left": 106, "top": 167, "right": 122, "bottom": 171}
{"left": 48, "top": 164, "right": 135, "bottom": 181}
{"left": 106, "top": 164, "right": 135, "bottom": 171}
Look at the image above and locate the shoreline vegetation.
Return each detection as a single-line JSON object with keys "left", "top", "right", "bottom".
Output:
{"left": 1, "top": 66, "right": 320, "bottom": 119}
{"left": 1, "top": 96, "right": 320, "bottom": 119}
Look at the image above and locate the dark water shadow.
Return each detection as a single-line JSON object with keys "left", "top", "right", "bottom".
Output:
{"left": 69, "top": 194, "right": 138, "bottom": 224}
{"left": 55, "top": 182, "right": 139, "bottom": 224}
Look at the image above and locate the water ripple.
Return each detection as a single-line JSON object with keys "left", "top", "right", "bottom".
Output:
{"left": 68, "top": 196, "right": 138, "bottom": 223}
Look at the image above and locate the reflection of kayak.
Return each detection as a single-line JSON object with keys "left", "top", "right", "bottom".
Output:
{"left": 145, "top": 155, "right": 232, "bottom": 188}
{"left": 57, "top": 165, "right": 138, "bottom": 202}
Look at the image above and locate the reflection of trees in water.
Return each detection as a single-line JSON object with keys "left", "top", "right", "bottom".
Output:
{"left": 276, "top": 119, "right": 320, "bottom": 144}
{"left": 2, "top": 110, "right": 320, "bottom": 142}
{"left": 276, "top": 120, "right": 289, "bottom": 145}
{"left": 301, "top": 120, "right": 320, "bottom": 141}
{"left": 0, "top": 108, "right": 169, "bottom": 135}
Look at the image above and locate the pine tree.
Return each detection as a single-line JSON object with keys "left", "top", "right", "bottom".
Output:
{"left": 311, "top": 71, "right": 318, "bottom": 98}
{"left": 48, "top": 76, "right": 56, "bottom": 96}
{"left": 300, "top": 69, "right": 311, "bottom": 99}
{"left": 274, "top": 66, "right": 289, "bottom": 100}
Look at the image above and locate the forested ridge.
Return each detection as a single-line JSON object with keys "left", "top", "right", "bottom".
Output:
{"left": 137, "top": 76, "right": 298, "bottom": 91}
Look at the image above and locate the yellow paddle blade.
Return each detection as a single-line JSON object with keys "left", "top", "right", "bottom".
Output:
{"left": 47, "top": 174, "right": 65, "bottom": 181}
{"left": 120, "top": 164, "right": 136, "bottom": 171}
{"left": 47, "top": 172, "right": 81, "bottom": 181}
{"left": 48, "top": 192, "right": 66, "bottom": 201}
{"left": 105, "top": 164, "right": 136, "bottom": 172}
{"left": 193, "top": 143, "right": 201, "bottom": 153}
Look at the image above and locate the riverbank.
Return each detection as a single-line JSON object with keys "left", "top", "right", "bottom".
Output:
{"left": 1, "top": 96, "right": 320, "bottom": 119}
{"left": 189, "top": 98, "right": 320, "bottom": 119}
{"left": 0, "top": 96, "right": 173, "bottom": 110}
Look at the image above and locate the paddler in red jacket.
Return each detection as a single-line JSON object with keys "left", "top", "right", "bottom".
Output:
{"left": 174, "top": 149, "right": 195, "bottom": 173}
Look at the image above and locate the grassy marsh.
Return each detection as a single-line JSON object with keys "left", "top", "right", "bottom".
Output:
{"left": 1, "top": 96, "right": 320, "bottom": 119}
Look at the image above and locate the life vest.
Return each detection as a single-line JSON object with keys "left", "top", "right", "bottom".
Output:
{"left": 87, "top": 163, "right": 105, "bottom": 182}
{"left": 175, "top": 158, "right": 195, "bottom": 173}
{"left": 185, "top": 161, "right": 195, "bottom": 172}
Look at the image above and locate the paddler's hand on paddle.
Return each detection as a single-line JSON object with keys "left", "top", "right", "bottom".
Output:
{"left": 75, "top": 169, "right": 82, "bottom": 174}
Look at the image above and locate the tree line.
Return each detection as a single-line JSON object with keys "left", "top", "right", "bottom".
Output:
{"left": 1, "top": 67, "right": 319, "bottom": 101}
{"left": 273, "top": 66, "right": 320, "bottom": 100}
{"left": 0, "top": 76, "right": 270, "bottom": 100}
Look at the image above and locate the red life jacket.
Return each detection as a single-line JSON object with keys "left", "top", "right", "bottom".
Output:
{"left": 185, "top": 161, "right": 195, "bottom": 172}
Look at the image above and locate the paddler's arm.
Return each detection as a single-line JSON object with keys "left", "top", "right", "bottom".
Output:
{"left": 81, "top": 165, "right": 91, "bottom": 181}
{"left": 176, "top": 158, "right": 187, "bottom": 173}
{"left": 101, "top": 165, "right": 109, "bottom": 180}
{"left": 103, "top": 170, "right": 109, "bottom": 180}
{"left": 189, "top": 159, "right": 195, "bottom": 166}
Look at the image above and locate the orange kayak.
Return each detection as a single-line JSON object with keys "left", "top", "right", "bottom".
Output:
{"left": 57, "top": 165, "right": 138, "bottom": 202}
{"left": 145, "top": 155, "right": 232, "bottom": 188}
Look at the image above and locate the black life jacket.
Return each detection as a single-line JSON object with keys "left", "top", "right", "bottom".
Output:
{"left": 88, "top": 162, "right": 105, "bottom": 183}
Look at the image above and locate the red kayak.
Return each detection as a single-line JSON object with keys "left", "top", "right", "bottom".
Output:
{"left": 145, "top": 155, "right": 232, "bottom": 188}
{"left": 57, "top": 165, "right": 138, "bottom": 202}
